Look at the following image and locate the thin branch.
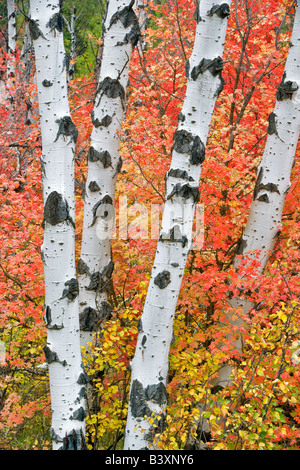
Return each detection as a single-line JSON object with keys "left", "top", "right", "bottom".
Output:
{"left": 127, "top": 147, "right": 165, "bottom": 202}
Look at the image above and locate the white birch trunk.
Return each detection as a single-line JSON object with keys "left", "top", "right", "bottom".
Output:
{"left": 136, "top": 0, "right": 147, "bottom": 36}
{"left": 215, "top": 1, "right": 300, "bottom": 389}
{"left": 20, "top": 19, "right": 34, "bottom": 82}
{"left": 63, "top": 6, "right": 77, "bottom": 81}
{"left": 30, "top": 0, "right": 86, "bottom": 450}
{"left": 124, "top": 0, "right": 231, "bottom": 450}
{"left": 78, "top": 0, "right": 140, "bottom": 349}
{"left": 68, "top": 6, "right": 77, "bottom": 80}
{"left": 7, "top": 0, "right": 16, "bottom": 78}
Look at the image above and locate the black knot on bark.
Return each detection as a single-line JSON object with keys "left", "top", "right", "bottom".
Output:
{"left": 29, "top": 19, "right": 45, "bottom": 40}
{"left": 159, "top": 225, "right": 188, "bottom": 247}
{"left": 54, "top": 116, "right": 78, "bottom": 143}
{"left": 154, "top": 270, "right": 171, "bottom": 289}
{"left": 70, "top": 407, "right": 86, "bottom": 422}
{"left": 42, "top": 79, "right": 53, "bottom": 87}
{"left": 87, "top": 146, "right": 112, "bottom": 168}
{"left": 167, "top": 182, "right": 200, "bottom": 204}
{"left": 43, "top": 345, "right": 67, "bottom": 366}
{"left": 109, "top": 0, "right": 139, "bottom": 30}
{"left": 47, "top": 12, "right": 65, "bottom": 32}
{"left": 61, "top": 429, "right": 87, "bottom": 450}
{"left": 79, "top": 306, "right": 99, "bottom": 331}
{"left": 62, "top": 278, "right": 79, "bottom": 301}
{"left": 88, "top": 180, "right": 101, "bottom": 192}
{"left": 276, "top": 72, "right": 299, "bottom": 101}
{"left": 167, "top": 168, "right": 194, "bottom": 181}
{"left": 77, "top": 259, "right": 90, "bottom": 276}
{"left": 43, "top": 191, "right": 74, "bottom": 228}
{"left": 172, "top": 130, "right": 205, "bottom": 165}
{"left": 91, "top": 111, "right": 113, "bottom": 128}
{"left": 98, "top": 76, "right": 125, "bottom": 100}
{"left": 130, "top": 379, "right": 152, "bottom": 418}
{"left": 91, "top": 195, "right": 114, "bottom": 226}
{"left": 191, "top": 56, "right": 224, "bottom": 80}
{"left": 207, "top": 3, "right": 231, "bottom": 18}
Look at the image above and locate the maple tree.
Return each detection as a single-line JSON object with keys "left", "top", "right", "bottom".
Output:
{"left": 0, "top": 0, "right": 299, "bottom": 451}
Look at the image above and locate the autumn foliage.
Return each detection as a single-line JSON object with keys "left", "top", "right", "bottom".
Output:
{"left": 0, "top": 0, "right": 300, "bottom": 450}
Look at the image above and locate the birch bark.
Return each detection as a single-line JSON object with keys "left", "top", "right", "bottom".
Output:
{"left": 136, "top": 0, "right": 148, "bottom": 37}
{"left": 63, "top": 5, "right": 77, "bottom": 81}
{"left": 124, "top": 0, "right": 231, "bottom": 450}
{"left": 69, "top": 6, "right": 77, "bottom": 80}
{"left": 216, "top": 0, "right": 300, "bottom": 389}
{"left": 30, "top": 0, "right": 86, "bottom": 450}
{"left": 78, "top": 0, "right": 140, "bottom": 349}
{"left": 7, "top": 0, "right": 16, "bottom": 78}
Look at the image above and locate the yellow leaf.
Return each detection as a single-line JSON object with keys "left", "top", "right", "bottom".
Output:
{"left": 214, "top": 443, "right": 225, "bottom": 450}
{"left": 278, "top": 311, "right": 287, "bottom": 323}
{"left": 274, "top": 411, "right": 281, "bottom": 421}
{"left": 279, "top": 382, "right": 288, "bottom": 393}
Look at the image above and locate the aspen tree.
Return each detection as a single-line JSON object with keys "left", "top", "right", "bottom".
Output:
{"left": 216, "top": 0, "right": 300, "bottom": 389}
{"left": 124, "top": 0, "right": 231, "bottom": 450}
{"left": 136, "top": 0, "right": 148, "bottom": 37}
{"left": 77, "top": 0, "right": 140, "bottom": 348}
{"left": 30, "top": 0, "right": 86, "bottom": 450}
{"left": 7, "top": 0, "right": 16, "bottom": 78}
{"left": 62, "top": 5, "right": 77, "bottom": 81}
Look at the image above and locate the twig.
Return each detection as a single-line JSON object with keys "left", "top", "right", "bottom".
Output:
{"left": 0, "top": 262, "right": 38, "bottom": 305}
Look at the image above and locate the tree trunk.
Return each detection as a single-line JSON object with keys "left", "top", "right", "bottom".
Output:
{"left": 78, "top": 0, "right": 140, "bottom": 349}
{"left": 63, "top": 5, "right": 77, "bottom": 81}
{"left": 69, "top": 6, "right": 77, "bottom": 80}
{"left": 7, "top": 0, "right": 16, "bottom": 78}
{"left": 136, "top": 0, "right": 148, "bottom": 38}
{"left": 213, "top": 0, "right": 300, "bottom": 389}
{"left": 20, "top": 18, "right": 35, "bottom": 82}
{"left": 30, "top": 0, "right": 86, "bottom": 450}
{"left": 124, "top": 0, "right": 231, "bottom": 450}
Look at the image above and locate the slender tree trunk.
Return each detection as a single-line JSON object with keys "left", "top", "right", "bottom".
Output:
{"left": 135, "top": 0, "right": 148, "bottom": 53}
{"left": 69, "top": 6, "right": 77, "bottom": 80}
{"left": 7, "top": 0, "right": 16, "bottom": 78}
{"left": 30, "top": 0, "right": 86, "bottom": 450}
{"left": 214, "top": 0, "right": 300, "bottom": 389}
{"left": 63, "top": 5, "right": 77, "bottom": 81}
{"left": 124, "top": 0, "right": 231, "bottom": 450}
{"left": 20, "top": 18, "right": 34, "bottom": 82}
{"left": 136, "top": 0, "right": 147, "bottom": 36}
{"left": 78, "top": 0, "right": 140, "bottom": 349}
